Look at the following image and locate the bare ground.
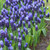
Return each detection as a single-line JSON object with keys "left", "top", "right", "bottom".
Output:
{"left": 35, "top": 21, "right": 50, "bottom": 50}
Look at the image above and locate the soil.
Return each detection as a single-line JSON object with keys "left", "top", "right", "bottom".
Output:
{"left": 35, "top": 21, "right": 50, "bottom": 50}
{"left": 30, "top": 3, "right": 50, "bottom": 50}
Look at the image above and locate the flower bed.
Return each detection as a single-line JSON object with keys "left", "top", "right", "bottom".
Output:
{"left": 0, "top": 0, "right": 50, "bottom": 50}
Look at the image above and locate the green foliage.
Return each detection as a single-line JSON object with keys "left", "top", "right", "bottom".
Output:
{"left": 44, "top": 18, "right": 50, "bottom": 21}
{"left": 47, "top": 45, "right": 50, "bottom": 50}
{"left": 0, "top": 0, "right": 6, "bottom": 14}
{"left": 26, "top": 48, "right": 31, "bottom": 50}
{"left": 42, "top": 28, "right": 46, "bottom": 36}
{"left": 0, "top": 0, "right": 50, "bottom": 50}
{"left": 32, "top": 18, "right": 47, "bottom": 50}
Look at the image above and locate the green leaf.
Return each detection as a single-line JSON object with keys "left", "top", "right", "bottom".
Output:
{"left": 38, "top": 18, "right": 46, "bottom": 29}
{"left": 37, "top": 29, "right": 42, "bottom": 36}
{"left": 44, "top": 18, "right": 50, "bottom": 21}
{"left": 25, "top": 35, "right": 31, "bottom": 44}
{"left": 33, "top": 27, "right": 36, "bottom": 37}
{"left": 33, "top": 27, "right": 37, "bottom": 47}
{"left": 47, "top": 45, "right": 50, "bottom": 50}
{"left": 26, "top": 48, "right": 31, "bottom": 50}
{"left": 28, "top": 28, "right": 31, "bottom": 35}
{"left": 12, "top": 43, "right": 15, "bottom": 47}
{"left": 30, "top": 35, "right": 33, "bottom": 45}
{"left": 42, "top": 28, "right": 46, "bottom": 36}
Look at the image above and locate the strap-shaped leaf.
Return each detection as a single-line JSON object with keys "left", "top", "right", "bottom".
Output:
{"left": 26, "top": 48, "right": 31, "bottom": 50}
{"left": 42, "top": 28, "right": 46, "bottom": 36}
{"left": 44, "top": 18, "right": 50, "bottom": 21}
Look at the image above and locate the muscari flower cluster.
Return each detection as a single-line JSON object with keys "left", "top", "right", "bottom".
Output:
{"left": 0, "top": 0, "right": 49, "bottom": 50}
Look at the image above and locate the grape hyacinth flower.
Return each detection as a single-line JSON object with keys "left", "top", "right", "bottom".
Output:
{"left": 23, "top": 27, "right": 26, "bottom": 31}
{"left": 22, "top": 34, "right": 25, "bottom": 40}
{"left": 10, "top": 7, "right": 12, "bottom": 11}
{"left": 5, "top": 28, "right": 7, "bottom": 33}
{"left": 25, "top": 28, "right": 28, "bottom": 35}
{"left": 32, "top": 21, "right": 34, "bottom": 24}
{"left": 18, "top": 42, "right": 21, "bottom": 50}
{"left": 0, "top": 40, "right": 4, "bottom": 48}
{"left": 10, "top": 33, "right": 14, "bottom": 40}
{"left": 18, "top": 21, "right": 22, "bottom": 27}
{"left": 21, "top": 29, "right": 23, "bottom": 34}
{"left": 18, "top": 28, "right": 20, "bottom": 33}
{"left": 4, "top": 37, "right": 9, "bottom": 47}
{"left": 1, "top": 29, "right": 5, "bottom": 38}
{"left": 10, "top": 40, "right": 12, "bottom": 44}
{"left": 25, "top": 16, "right": 29, "bottom": 23}
{"left": 46, "top": 13, "right": 49, "bottom": 17}
{"left": 35, "top": 25, "right": 38, "bottom": 31}
{"left": 37, "top": 17, "right": 41, "bottom": 23}
{"left": 1, "top": 19, "right": 5, "bottom": 26}
{"left": 28, "top": 21, "right": 31, "bottom": 28}
{"left": 9, "top": 11, "right": 12, "bottom": 16}
{"left": 43, "top": 1, "right": 45, "bottom": 7}
{"left": 34, "top": 12, "right": 37, "bottom": 21}
{"left": 14, "top": 36, "right": 17, "bottom": 42}
{"left": 0, "top": 47, "right": 3, "bottom": 50}
{"left": 3, "top": 3, "right": 5, "bottom": 8}
{"left": 13, "top": 23, "right": 16, "bottom": 30}
{"left": 39, "top": 8, "right": 42, "bottom": 14}
{"left": 19, "top": 37, "right": 22, "bottom": 43}
{"left": 20, "top": 17, "right": 22, "bottom": 23}
{"left": 21, "top": 15, "right": 25, "bottom": 20}
{"left": 24, "top": 43, "right": 28, "bottom": 48}
{"left": 18, "top": 32, "right": 21, "bottom": 37}
{"left": 9, "top": 46, "right": 13, "bottom": 50}
{"left": 0, "top": 20, "right": 2, "bottom": 27}
{"left": 22, "top": 21, "right": 25, "bottom": 27}
{"left": 5, "top": 19, "right": 9, "bottom": 28}
{"left": 44, "top": 9, "right": 46, "bottom": 15}
{"left": 28, "top": 12, "right": 33, "bottom": 20}
{"left": 16, "top": 24, "right": 19, "bottom": 28}
{"left": 10, "top": 19, "right": 14, "bottom": 27}
{"left": 0, "top": 15, "right": 3, "bottom": 20}
{"left": 46, "top": 0, "right": 48, "bottom": 2}
{"left": 14, "top": 15, "right": 17, "bottom": 22}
